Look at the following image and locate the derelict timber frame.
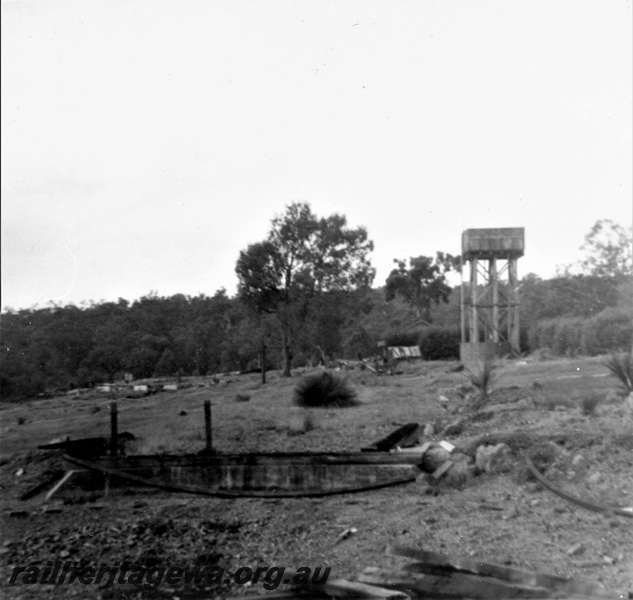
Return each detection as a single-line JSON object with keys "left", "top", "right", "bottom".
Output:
{"left": 460, "top": 228, "right": 525, "bottom": 362}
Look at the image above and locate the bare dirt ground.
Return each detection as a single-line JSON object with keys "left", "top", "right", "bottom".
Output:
{"left": 1, "top": 356, "right": 632, "bottom": 599}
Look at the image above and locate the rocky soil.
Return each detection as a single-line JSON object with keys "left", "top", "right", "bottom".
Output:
{"left": 1, "top": 356, "right": 632, "bottom": 599}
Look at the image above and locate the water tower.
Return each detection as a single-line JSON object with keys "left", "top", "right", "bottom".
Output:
{"left": 460, "top": 228, "right": 525, "bottom": 363}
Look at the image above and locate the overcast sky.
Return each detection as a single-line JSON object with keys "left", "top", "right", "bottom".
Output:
{"left": 2, "top": 0, "right": 631, "bottom": 311}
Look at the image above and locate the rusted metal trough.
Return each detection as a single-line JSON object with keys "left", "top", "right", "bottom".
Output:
{"left": 62, "top": 451, "right": 422, "bottom": 498}
{"left": 34, "top": 415, "right": 449, "bottom": 499}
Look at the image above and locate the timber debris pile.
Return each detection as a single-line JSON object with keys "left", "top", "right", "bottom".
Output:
{"left": 277, "top": 545, "right": 628, "bottom": 599}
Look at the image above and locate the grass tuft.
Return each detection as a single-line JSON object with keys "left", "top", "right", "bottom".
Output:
{"left": 293, "top": 371, "right": 359, "bottom": 408}
{"left": 604, "top": 352, "right": 633, "bottom": 396}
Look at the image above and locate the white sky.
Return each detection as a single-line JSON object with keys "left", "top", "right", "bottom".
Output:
{"left": 2, "top": 0, "right": 632, "bottom": 311}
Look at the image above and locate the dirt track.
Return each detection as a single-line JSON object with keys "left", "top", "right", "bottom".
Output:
{"left": 1, "top": 356, "right": 632, "bottom": 599}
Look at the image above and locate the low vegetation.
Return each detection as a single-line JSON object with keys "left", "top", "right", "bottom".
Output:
{"left": 293, "top": 371, "right": 359, "bottom": 408}
{"left": 604, "top": 352, "right": 633, "bottom": 395}
{"left": 463, "top": 356, "right": 497, "bottom": 410}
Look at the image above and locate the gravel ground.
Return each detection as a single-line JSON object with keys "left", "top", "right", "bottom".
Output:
{"left": 1, "top": 357, "right": 632, "bottom": 599}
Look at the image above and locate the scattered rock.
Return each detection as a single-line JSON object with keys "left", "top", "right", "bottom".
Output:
{"left": 567, "top": 543, "right": 585, "bottom": 556}
{"left": 42, "top": 506, "right": 63, "bottom": 514}
{"left": 475, "top": 443, "right": 513, "bottom": 474}
{"left": 506, "top": 504, "right": 520, "bottom": 519}
{"left": 443, "top": 418, "right": 466, "bottom": 437}
{"left": 587, "top": 472, "right": 601, "bottom": 484}
{"left": 179, "top": 410, "right": 188, "bottom": 416}
{"left": 15, "top": 468, "right": 24, "bottom": 477}
{"left": 572, "top": 453, "right": 585, "bottom": 467}
{"left": 422, "top": 423, "right": 435, "bottom": 437}
{"left": 472, "top": 410, "right": 494, "bottom": 423}
{"left": 235, "top": 394, "right": 251, "bottom": 402}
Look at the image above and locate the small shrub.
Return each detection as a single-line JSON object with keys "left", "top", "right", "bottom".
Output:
{"left": 463, "top": 357, "right": 497, "bottom": 410}
{"left": 418, "top": 327, "right": 460, "bottom": 361}
{"left": 293, "top": 371, "right": 359, "bottom": 408}
{"left": 552, "top": 317, "right": 584, "bottom": 356}
{"left": 528, "top": 441, "right": 560, "bottom": 472}
{"left": 604, "top": 352, "right": 633, "bottom": 395}
{"left": 580, "top": 395, "right": 600, "bottom": 416}
{"left": 288, "top": 411, "right": 316, "bottom": 435}
{"left": 581, "top": 307, "right": 633, "bottom": 355}
{"left": 235, "top": 394, "right": 251, "bottom": 402}
{"left": 385, "top": 331, "right": 420, "bottom": 347}
{"left": 530, "top": 320, "right": 557, "bottom": 353}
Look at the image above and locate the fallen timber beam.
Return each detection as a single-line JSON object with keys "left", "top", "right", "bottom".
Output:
{"left": 389, "top": 546, "right": 618, "bottom": 598}
{"left": 359, "top": 567, "right": 554, "bottom": 599}
{"left": 280, "top": 571, "right": 410, "bottom": 599}
{"left": 361, "top": 423, "right": 420, "bottom": 452}
{"left": 526, "top": 457, "right": 633, "bottom": 519}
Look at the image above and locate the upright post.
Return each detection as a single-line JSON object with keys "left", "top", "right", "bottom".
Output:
{"left": 469, "top": 258, "right": 478, "bottom": 343}
{"left": 204, "top": 400, "right": 212, "bottom": 451}
{"left": 110, "top": 402, "right": 118, "bottom": 456}
{"left": 490, "top": 258, "right": 499, "bottom": 343}
{"left": 460, "top": 265, "right": 465, "bottom": 344}
{"left": 508, "top": 257, "right": 520, "bottom": 354}
{"left": 261, "top": 343, "right": 266, "bottom": 385}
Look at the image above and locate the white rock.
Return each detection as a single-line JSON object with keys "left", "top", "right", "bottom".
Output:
{"left": 587, "top": 472, "right": 601, "bottom": 484}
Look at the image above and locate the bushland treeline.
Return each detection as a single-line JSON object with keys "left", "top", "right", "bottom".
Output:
{"left": 1, "top": 274, "right": 630, "bottom": 402}
{"left": 2, "top": 209, "right": 631, "bottom": 401}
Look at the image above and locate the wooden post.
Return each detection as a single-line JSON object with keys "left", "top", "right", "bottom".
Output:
{"left": 261, "top": 343, "right": 266, "bottom": 385}
{"left": 470, "top": 258, "right": 478, "bottom": 343}
{"left": 508, "top": 257, "right": 520, "bottom": 354}
{"left": 204, "top": 400, "right": 212, "bottom": 451}
{"left": 110, "top": 402, "right": 118, "bottom": 456}
{"left": 490, "top": 258, "right": 499, "bottom": 343}
{"left": 460, "top": 263, "right": 466, "bottom": 344}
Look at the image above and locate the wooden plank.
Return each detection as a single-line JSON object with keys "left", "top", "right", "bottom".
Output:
{"left": 389, "top": 546, "right": 617, "bottom": 598}
{"left": 321, "top": 578, "right": 410, "bottom": 599}
{"left": 87, "top": 451, "right": 427, "bottom": 466}
{"left": 431, "top": 460, "right": 454, "bottom": 479}
{"left": 45, "top": 470, "right": 78, "bottom": 500}
{"left": 361, "top": 423, "right": 420, "bottom": 452}
{"left": 19, "top": 470, "right": 66, "bottom": 501}
{"left": 394, "top": 442, "right": 433, "bottom": 455}
{"left": 277, "top": 571, "right": 410, "bottom": 599}
{"left": 359, "top": 567, "right": 553, "bottom": 599}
